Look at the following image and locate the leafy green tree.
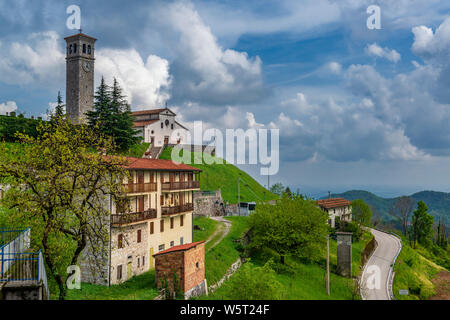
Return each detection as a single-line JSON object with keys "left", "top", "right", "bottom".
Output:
{"left": 249, "top": 194, "right": 329, "bottom": 264}
{"left": 0, "top": 115, "right": 129, "bottom": 299}
{"left": 352, "top": 199, "right": 372, "bottom": 226}
{"left": 411, "top": 201, "right": 434, "bottom": 248}
{"left": 223, "top": 261, "right": 284, "bottom": 300}
{"left": 270, "top": 183, "right": 284, "bottom": 197}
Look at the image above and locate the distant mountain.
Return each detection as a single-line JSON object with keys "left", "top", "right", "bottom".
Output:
{"left": 327, "top": 190, "right": 450, "bottom": 225}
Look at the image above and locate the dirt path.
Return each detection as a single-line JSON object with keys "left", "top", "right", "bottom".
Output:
{"left": 429, "top": 270, "right": 450, "bottom": 300}
{"left": 205, "top": 216, "right": 232, "bottom": 252}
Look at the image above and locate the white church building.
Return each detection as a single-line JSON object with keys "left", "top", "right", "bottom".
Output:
{"left": 132, "top": 108, "right": 189, "bottom": 147}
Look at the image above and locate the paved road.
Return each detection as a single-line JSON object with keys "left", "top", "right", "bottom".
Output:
{"left": 360, "top": 229, "right": 402, "bottom": 300}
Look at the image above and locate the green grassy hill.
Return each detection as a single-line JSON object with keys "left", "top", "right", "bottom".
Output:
{"left": 160, "top": 147, "right": 278, "bottom": 204}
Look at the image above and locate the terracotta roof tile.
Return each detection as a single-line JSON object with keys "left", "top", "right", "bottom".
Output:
{"left": 132, "top": 120, "right": 158, "bottom": 127}
{"left": 317, "top": 198, "right": 352, "bottom": 209}
{"left": 124, "top": 157, "right": 201, "bottom": 172}
{"left": 153, "top": 241, "right": 205, "bottom": 256}
{"left": 131, "top": 108, "right": 167, "bottom": 116}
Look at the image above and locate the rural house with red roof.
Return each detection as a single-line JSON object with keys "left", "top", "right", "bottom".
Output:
{"left": 317, "top": 198, "right": 352, "bottom": 228}
{"left": 79, "top": 157, "right": 201, "bottom": 286}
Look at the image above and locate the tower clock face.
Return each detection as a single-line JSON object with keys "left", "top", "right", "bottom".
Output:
{"left": 83, "top": 61, "right": 91, "bottom": 72}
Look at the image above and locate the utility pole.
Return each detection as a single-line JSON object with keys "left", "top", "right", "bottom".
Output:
{"left": 267, "top": 175, "right": 270, "bottom": 191}
{"left": 326, "top": 234, "right": 330, "bottom": 295}
{"left": 238, "top": 177, "right": 241, "bottom": 216}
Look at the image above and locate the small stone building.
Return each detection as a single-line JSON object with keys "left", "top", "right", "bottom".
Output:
{"left": 153, "top": 241, "right": 207, "bottom": 299}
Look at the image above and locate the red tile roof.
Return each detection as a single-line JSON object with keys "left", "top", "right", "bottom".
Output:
{"left": 131, "top": 108, "right": 168, "bottom": 116}
{"left": 153, "top": 241, "right": 205, "bottom": 256}
{"left": 132, "top": 120, "right": 158, "bottom": 127}
{"left": 124, "top": 157, "right": 201, "bottom": 172}
{"left": 317, "top": 198, "right": 352, "bottom": 209}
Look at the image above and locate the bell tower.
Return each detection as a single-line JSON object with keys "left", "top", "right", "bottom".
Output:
{"left": 64, "top": 33, "right": 97, "bottom": 124}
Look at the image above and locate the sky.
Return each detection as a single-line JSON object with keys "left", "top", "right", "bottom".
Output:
{"left": 1, "top": 0, "right": 450, "bottom": 197}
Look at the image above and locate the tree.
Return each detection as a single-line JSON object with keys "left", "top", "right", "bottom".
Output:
{"left": 109, "top": 78, "right": 140, "bottom": 151}
{"left": 284, "top": 186, "right": 292, "bottom": 198}
{"left": 411, "top": 201, "right": 434, "bottom": 248}
{"left": 436, "top": 217, "right": 448, "bottom": 249}
{"left": 352, "top": 199, "right": 372, "bottom": 227}
{"left": 249, "top": 194, "right": 329, "bottom": 264}
{"left": 54, "top": 91, "right": 65, "bottom": 119}
{"left": 270, "top": 183, "right": 284, "bottom": 197}
{"left": 389, "top": 196, "right": 415, "bottom": 236}
{"left": 86, "top": 77, "right": 139, "bottom": 152}
{"left": 222, "top": 261, "right": 284, "bottom": 300}
{"left": 0, "top": 115, "right": 128, "bottom": 299}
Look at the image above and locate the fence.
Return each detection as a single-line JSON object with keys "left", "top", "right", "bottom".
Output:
{"left": 0, "top": 228, "right": 49, "bottom": 299}
{"left": 0, "top": 228, "right": 31, "bottom": 275}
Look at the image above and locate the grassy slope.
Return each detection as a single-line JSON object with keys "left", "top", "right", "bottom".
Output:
{"left": 393, "top": 243, "right": 446, "bottom": 300}
{"left": 204, "top": 228, "right": 373, "bottom": 300}
{"left": 64, "top": 270, "right": 159, "bottom": 300}
{"left": 193, "top": 216, "right": 220, "bottom": 243}
{"left": 160, "top": 147, "right": 278, "bottom": 204}
{"left": 205, "top": 216, "right": 249, "bottom": 285}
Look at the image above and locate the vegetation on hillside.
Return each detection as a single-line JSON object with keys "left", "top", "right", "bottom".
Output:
{"left": 0, "top": 115, "right": 129, "bottom": 300}
{"left": 160, "top": 147, "right": 278, "bottom": 204}
{"left": 332, "top": 190, "right": 450, "bottom": 226}
{"left": 64, "top": 270, "right": 159, "bottom": 300}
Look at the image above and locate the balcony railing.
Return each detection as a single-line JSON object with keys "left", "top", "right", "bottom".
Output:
{"left": 161, "top": 203, "right": 194, "bottom": 216}
{"left": 124, "top": 183, "right": 157, "bottom": 193}
{"left": 161, "top": 181, "right": 200, "bottom": 191}
{"left": 111, "top": 209, "right": 157, "bottom": 225}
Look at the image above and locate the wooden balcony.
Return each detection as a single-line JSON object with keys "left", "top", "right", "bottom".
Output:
{"left": 161, "top": 203, "right": 194, "bottom": 216}
{"left": 161, "top": 181, "right": 200, "bottom": 191}
{"left": 111, "top": 209, "right": 157, "bottom": 225}
{"left": 124, "top": 183, "right": 157, "bottom": 194}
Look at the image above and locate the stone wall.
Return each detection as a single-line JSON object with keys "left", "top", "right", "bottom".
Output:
{"left": 110, "top": 222, "right": 149, "bottom": 285}
{"left": 183, "top": 242, "right": 205, "bottom": 292}
{"left": 155, "top": 250, "right": 184, "bottom": 292}
{"left": 193, "top": 190, "right": 223, "bottom": 217}
{"left": 1, "top": 281, "right": 45, "bottom": 300}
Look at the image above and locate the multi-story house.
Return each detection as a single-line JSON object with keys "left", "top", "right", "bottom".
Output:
{"left": 317, "top": 198, "right": 352, "bottom": 228}
{"left": 80, "top": 156, "right": 201, "bottom": 285}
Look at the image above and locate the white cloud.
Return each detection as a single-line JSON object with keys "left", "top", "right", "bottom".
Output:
{"left": 0, "top": 31, "right": 64, "bottom": 86}
{"left": 366, "top": 43, "right": 401, "bottom": 63}
{"left": 0, "top": 101, "right": 18, "bottom": 115}
{"left": 157, "top": 1, "right": 266, "bottom": 105}
{"left": 96, "top": 49, "right": 171, "bottom": 110}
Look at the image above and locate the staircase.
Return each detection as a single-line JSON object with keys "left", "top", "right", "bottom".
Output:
{"left": 143, "top": 145, "right": 163, "bottom": 159}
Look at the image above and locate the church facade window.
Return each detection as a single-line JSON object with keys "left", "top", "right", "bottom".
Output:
{"left": 69, "top": 44, "right": 73, "bottom": 54}
{"left": 83, "top": 44, "right": 86, "bottom": 54}
{"left": 88, "top": 45, "right": 91, "bottom": 54}
{"left": 73, "top": 43, "right": 77, "bottom": 53}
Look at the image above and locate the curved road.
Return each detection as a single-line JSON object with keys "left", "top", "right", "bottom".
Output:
{"left": 360, "top": 229, "right": 402, "bottom": 300}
